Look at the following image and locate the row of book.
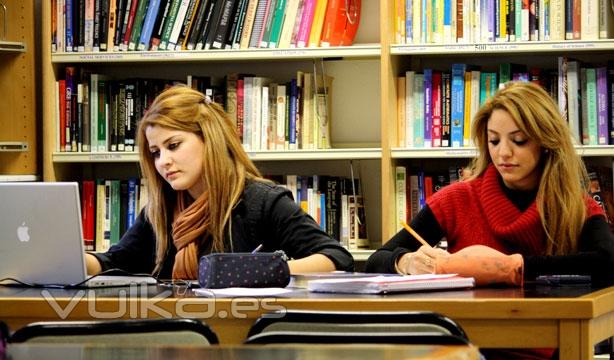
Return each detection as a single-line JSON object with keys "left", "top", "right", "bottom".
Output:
{"left": 235, "top": 72, "right": 333, "bottom": 151}
{"left": 51, "top": 0, "right": 362, "bottom": 53}
{"left": 79, "top": 174, "right": 367, "bottom": 252}
{"left": 276, "top": 174, "right": 369, "bottom": 250}
{"left": 395, "top": 165, "right": 465, "bottom": 230}
{"left": 393, "top": 0, "right": 614, "bottom": 44}
{"left": 81, "top": 178, "right": 146, "bottom": 252}
{"left": 396, "top": 60, "right": 614, "bottom": 148}
{"left": 55, "top": 67, "right": 334, "bottom": 152}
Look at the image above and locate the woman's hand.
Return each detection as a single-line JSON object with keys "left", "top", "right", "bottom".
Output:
{"left": 396, "top": 246, "right": 450, "bottom": 275}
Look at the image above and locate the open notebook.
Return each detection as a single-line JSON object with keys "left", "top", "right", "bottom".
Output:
{"left": 307, "top": 274, "right": 475, "bottom": 294}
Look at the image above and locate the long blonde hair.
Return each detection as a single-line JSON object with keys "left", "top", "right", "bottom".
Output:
{"left": 469, "top": 81, "right": 588, "bottom": 255}
{"left": 136, "top": 85, "right": 265, "bottom": 275}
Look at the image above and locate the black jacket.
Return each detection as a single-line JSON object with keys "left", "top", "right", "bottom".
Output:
{"left": 93, "top": 181, "right": 354, "bottom": 278}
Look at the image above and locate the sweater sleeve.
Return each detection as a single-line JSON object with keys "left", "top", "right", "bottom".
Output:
{"left": 524, "top": 215, "right": 614, "bottom": 284}
{"left": 262, "top": 187, "right": 354, "bottom": 272}
{"left": 90, "top": 209, "right": 158, "bottom": 275}
{"left": 365, "top": 205, "right": 446, "bottom": 273}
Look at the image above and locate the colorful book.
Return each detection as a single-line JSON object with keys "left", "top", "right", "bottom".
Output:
{"left": 450, "top": 63, "right": 466, "bottom": 148}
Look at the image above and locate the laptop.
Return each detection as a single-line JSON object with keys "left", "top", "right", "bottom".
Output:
{"left": 0, "top": 182, "right": 156, "bottom": 288}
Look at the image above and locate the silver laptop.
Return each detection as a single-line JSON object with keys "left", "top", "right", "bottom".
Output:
{"left": 0, "top": 182, "right": 156, "bottom": 288}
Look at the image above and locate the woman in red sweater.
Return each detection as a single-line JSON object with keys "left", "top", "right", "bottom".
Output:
{"left": 366, "top": 81, "right": 614, "bottom": 359}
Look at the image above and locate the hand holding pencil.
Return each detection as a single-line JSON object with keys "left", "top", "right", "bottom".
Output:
{"left": 396, "top": 220, "right": 449, "bottom": 275}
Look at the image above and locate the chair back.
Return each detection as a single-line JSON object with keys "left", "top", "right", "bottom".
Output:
{"left": 9, "top": 318, "right": 219, "bottom": 345}
{"left": 245, "top": 310, "right": 469, "bottom": 345}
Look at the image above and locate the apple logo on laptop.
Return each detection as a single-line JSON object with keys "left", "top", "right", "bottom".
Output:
{"left": 17, "top": 222, "right": 30, "bottom": 242}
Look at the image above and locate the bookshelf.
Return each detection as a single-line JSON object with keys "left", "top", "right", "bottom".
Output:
{"left": 0, "top": 0, "right": 37, "bottom": 180}
{"left": 41, "top": 0, "right": 614, "bottom": 253}
{"left": 380, "top": 1, "right": 614, "bottom": 240}
{"left": 41, "top": 1, "right": 383, "bottom": 253}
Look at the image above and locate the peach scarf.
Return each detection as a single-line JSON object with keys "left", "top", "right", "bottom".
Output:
{"left": 172, "top": 191, "right": 210, "bottom": 279}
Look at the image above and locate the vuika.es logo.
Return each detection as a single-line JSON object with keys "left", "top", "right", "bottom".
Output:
{"left": 41, "top": 284, "right": 286, "bottom": 320}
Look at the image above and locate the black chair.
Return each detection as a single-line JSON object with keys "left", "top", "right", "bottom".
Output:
{"left": 244, "top": 310, "right": 470, "bottom": 345}
{"left": 9, "top": 318, "right": 219, "bottom": 345}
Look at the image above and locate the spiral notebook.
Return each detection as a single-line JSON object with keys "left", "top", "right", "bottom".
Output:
{"left": 307, "top": 274, "right": 475, "bottom": 294}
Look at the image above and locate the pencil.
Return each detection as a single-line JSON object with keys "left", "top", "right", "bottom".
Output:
{"left": 400, "top": 220, "right": 432, "bottom": 248}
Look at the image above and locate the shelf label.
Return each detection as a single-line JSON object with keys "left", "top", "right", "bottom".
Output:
{"left": 471, "top": 43, "right": 520, "bottom": 51}
{"left": 444, "top": 149, "right": 477, "bottom": 156}
{"left": 550, "top": 42, "right": 597, "bottom": 49}
{"left": 78, "top": 53, "right": 124, "bottom": 60}
{"left": 89, "top": 153, "right": 124, "bottom": 160}
{"left": 272, "top": 49, "right": 308, "bottom": 56}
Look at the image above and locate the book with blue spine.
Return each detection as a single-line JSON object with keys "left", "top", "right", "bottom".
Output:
{"left": 66, "top": 0, "right": 74, "bottom": 51}
{"left": 450, "top": 63, "right": 466, "bottom": 148}
{"left": 126, "top": 178, "right": 139, "bottom": 229}
{"left": 138, "top": 0, "right": 162, "bottom": 50}
{"left": 288, "top": 78, "right": 298, "bottom": 149}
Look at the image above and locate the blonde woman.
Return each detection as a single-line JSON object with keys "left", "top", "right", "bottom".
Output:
{"left": 86, "top": 85, "right": 353, "bottom": 279}
{"left": 367, "top": 81, "right": 614, "bottom": 358}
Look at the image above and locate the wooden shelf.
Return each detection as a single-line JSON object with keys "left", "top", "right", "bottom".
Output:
{"left": 392, "top": 147, "right": 478, "bottom": 159}
{"left": 391, "top": 146, "right": 614, "bottom": 159}
{"left": 51, "top": 44, "right": 381, "bottom": 63}
{"left": 53, "top": 148, "right": 382, "bottom": 163}
{"left": 391, "top": 40, "right": 614, "bottom": 56}
{"left": 0, "top": 40, "right": 26, "bottom": 53}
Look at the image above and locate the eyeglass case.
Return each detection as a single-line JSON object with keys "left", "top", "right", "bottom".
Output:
{"left": 198, "top": 251, "right": 290, "bottom": 289}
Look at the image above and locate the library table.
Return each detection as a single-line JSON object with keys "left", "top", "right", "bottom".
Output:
{"left": 1, "top": 283, "right": 613, "bottom": 360}
{"left": 6, "top": 343, "right": 480, "bottom": 359}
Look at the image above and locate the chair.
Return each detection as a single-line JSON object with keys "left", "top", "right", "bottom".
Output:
{"left": 244, "top": 310, "right": 470, "bottom": 345}
{"left": 9, "top": 318, "right": 219, "bottom": 346}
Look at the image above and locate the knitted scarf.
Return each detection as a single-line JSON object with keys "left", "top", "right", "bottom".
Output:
{"left": 172, "top": 191, "right": 210, "bottom": 279}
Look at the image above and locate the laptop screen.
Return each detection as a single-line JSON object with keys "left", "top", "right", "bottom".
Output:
{"left": 0, "top": 182, "right": 88, "bottom": 285}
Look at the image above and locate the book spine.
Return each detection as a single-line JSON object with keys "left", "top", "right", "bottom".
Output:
{"left": 127, "top": 0, "right": 150, "bottom": 50}
{"left": 248, "top": 0, "right": 270, "bottom": 48}
{"left": 168, "top": 0, "right": 192, "bottom": 49}
{"left": 267, "top": 0, "right": 287, "bottom": 48}
{"left": 138, "top": 0, "right": 162, "bottom": 50}
{"left": 442, "top": 72, "right": 451, "bottom": 147}
{"left": 586, "top": 68, "right": 598, "bottom": 145}
{"left": 239, "top": 0, "right": 259, "bottom": 48}
{"left": 58, "top": 80, "right": 67, "bottom": 151}
{"left": 177, "top": 0, "right": 201, "bottom": 50}
{"left": 85, "top": 0, "right": 95, "bottom": 51}
{"left": 228, "top": 0, "right": 249, "bottom": 48}
{"left": 423, "top": 69, "right": 433, "bottom": 147}
{"left": 159, "top": 0, "right": 182, "bottom": 50}
{"left": 186, "top": 0, "right": 209, "bottom": 49}
{"left": 150, "top": 0, "right": 171, "bottom": 50}
{"left": 259, "top": 0, "right": 278, "bottom": 48}
{"left": 212, "top": 0, "right": 239, "bottom": 48}
{"left": 450, "top": 64, "right": 466, "bottom": 148}
{"left": 82, "top": 180, "right": 96, "bottom": 250}
{"left": 413, "top": 74, "right": 424, "bottom": 147}
{"left": 99, "top": 0, "right": 110, "bottom": 50}
{"left": 195, "top": 0, "right": 218, "bottom": 49}
{"left": 120, "top": 0, "right": 139, "bottom": 50}
{"left": 295, "top": 0, "right": 315, "bottom": 47}
{"left": 431, "top": 71, "right": 442, "bottom": 147}
{"left": 596, "top": 67, "right": 608, "bottom": 145}
{"left": 307, "top": 0, "right": 326, "bottom": 47}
